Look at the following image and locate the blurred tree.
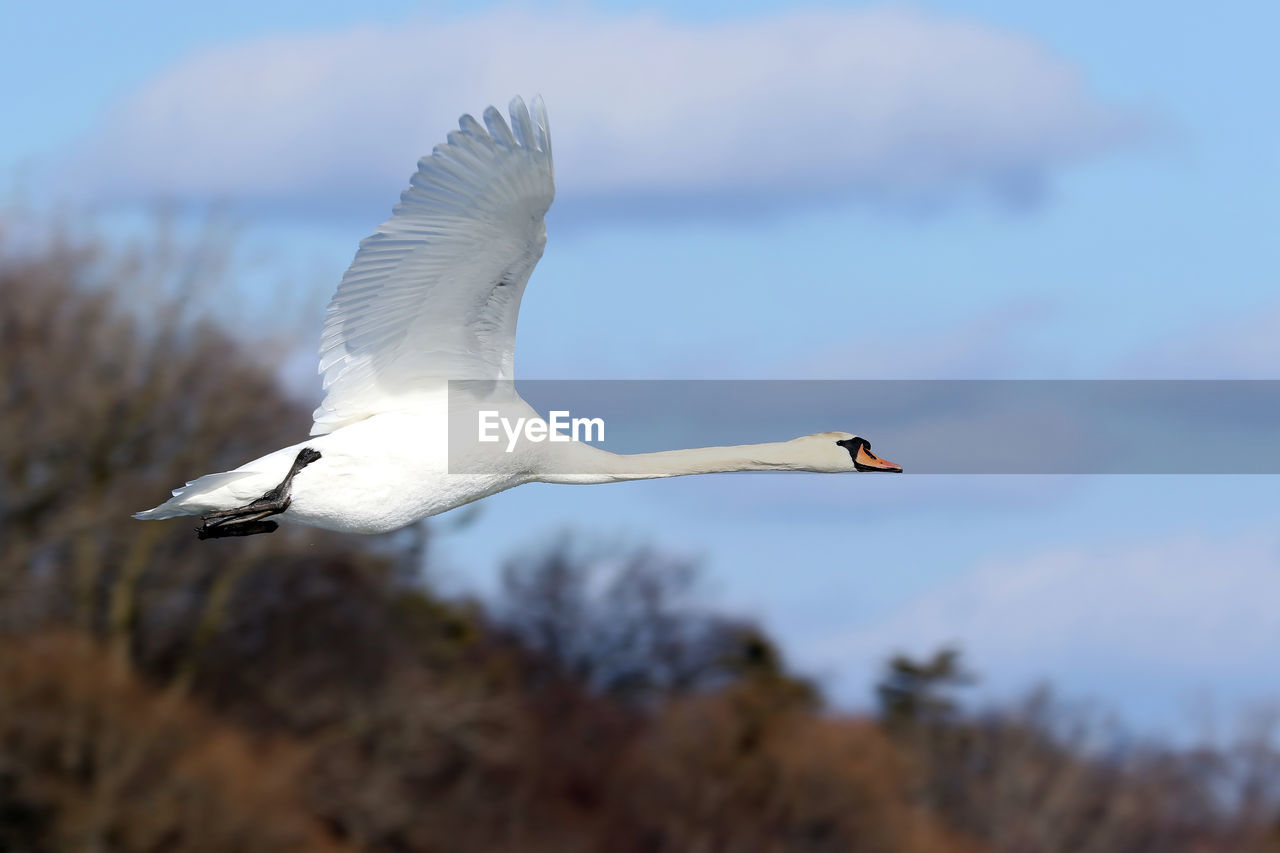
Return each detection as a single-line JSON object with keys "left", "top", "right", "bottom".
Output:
{"left": 0, "top": 217, "right": 322, "bottom": 656}
{"left": 876, "top": 646, "right": 975, "bottom": 732}
{"left": 495, "top": 534, "right": 817, "bottom": 708}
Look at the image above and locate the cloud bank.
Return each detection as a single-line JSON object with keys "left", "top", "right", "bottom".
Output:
{"left": 1119, "top": 305, "right": 1280, "bottom": 378}
{"left": 70, "top": 6, "right": 1143, "bottom": 218}
{"left": 819, "top": 531, "right": 1280, "bottom": 723}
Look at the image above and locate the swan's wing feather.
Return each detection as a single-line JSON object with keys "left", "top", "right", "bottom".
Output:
{"left": 312, "top": 96, "right": 554, "bottom": 435}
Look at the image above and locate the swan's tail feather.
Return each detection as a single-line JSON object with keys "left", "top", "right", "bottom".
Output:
{"left": 133, "top": 471, "right": 259, "bottom": 520}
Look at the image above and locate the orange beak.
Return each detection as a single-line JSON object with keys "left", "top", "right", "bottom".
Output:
{"left": 855, "top": 443, "right": 903, "bottom": 473}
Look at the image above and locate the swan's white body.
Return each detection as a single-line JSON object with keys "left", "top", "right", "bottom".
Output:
{"left": 147, "top": 399, "right": 514, "bottom": 534}
{"left": 136, "top": 97, "right": 900, "bottom": 535}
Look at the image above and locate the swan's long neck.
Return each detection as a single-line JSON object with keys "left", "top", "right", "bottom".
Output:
{"left": 535, "top": 440, "right": 810, "bottom": 484}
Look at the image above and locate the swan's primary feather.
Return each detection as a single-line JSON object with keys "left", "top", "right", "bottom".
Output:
{"left": 312, "top": 96, "right": 555, "bottom": 435}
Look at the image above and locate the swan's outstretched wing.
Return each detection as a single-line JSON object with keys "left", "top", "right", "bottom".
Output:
{"left": 312, "top": 96, "right": 554, "bottom": 435}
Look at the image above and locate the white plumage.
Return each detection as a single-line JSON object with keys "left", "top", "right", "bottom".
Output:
{"left": 314, "top": 98, "right": 554, "bottom": 434}
{"left": 136, "top": 97, "right": 899, "bottom": 537}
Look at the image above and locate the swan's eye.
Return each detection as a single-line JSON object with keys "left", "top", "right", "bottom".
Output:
{"left": 835, "top": 437, "right": 867, "bottom": 462}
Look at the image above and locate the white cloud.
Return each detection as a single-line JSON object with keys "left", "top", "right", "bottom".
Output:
{"left": 1118, "top": 305, "right": 1280, "bottom": 378}
{"left": 818, "top": 531, "right": 1280, "bottom": 721}
{"left": 68, "top": 6, "right": 1143, "bottom": 217}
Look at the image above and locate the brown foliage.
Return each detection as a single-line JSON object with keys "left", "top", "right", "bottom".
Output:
{"left": 612, "top": 680, "right": 979, "bottom": 853}
{"left": 0, "top": 632, "right": 346, "bottom": 853}
{"left": 189, "top": 557, "right": 542, "bottom": 852}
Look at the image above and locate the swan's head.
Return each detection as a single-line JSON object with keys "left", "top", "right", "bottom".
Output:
{"left": 797, "top": 432, "right": 903, "bottom": 473}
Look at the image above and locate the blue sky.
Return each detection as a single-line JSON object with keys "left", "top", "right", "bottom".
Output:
{"left": 7, "top": 1, "right": 1279, "bottom": 736}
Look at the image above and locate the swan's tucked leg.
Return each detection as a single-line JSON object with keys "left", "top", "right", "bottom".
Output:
{"left": 196, "top": 448, "right": 321, "bottom": 540}
{"left": 198, "top": 518, "right": 281, "bottom": 539}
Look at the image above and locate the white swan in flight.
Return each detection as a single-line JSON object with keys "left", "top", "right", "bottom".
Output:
{"left": 136, "top": 96, "right": 901, "bottom": 539}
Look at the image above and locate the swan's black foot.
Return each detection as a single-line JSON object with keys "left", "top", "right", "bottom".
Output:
{"left": 195, "top": 447, "right": 321, "bottom": 540}
{"left": 197, "top": 520, "right": 279, "bottom": 540}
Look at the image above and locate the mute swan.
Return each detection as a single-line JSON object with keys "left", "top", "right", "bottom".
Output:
{"left": 136, "top": 97, "right": 901, "bottom": 538}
